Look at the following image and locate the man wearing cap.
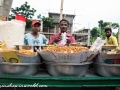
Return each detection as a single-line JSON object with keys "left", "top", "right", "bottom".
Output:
{"left": 24, "top": 20, "right": 47, "bottom": 46}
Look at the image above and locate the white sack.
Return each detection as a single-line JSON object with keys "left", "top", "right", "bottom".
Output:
{"left": 0, "top": 20, "right": 25, "bottom": 48}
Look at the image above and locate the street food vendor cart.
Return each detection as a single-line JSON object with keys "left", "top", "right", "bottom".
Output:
{"left": 0, "top": 21, "right": 120, "bottom": 90}
{"left": 0, "top": 69, "right": 120, "bottom": 90}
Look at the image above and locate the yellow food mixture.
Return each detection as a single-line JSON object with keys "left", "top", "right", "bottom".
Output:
{"left": 0, "top": 49, "right": 36, "bottom": 55}
{"left": 43, "top": 46, "right": 91, "bottom": 53}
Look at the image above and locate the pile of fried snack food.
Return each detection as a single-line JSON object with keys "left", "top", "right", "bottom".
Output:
{"left": 43, "top": 46, "right": 92, "bottom": 53}
{"left": 0, "top": 49, "right": 36, "bottom": 55}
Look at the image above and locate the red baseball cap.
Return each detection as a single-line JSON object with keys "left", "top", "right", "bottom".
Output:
{"left": 32, "top": 20, "right": 41, "bottom": 26}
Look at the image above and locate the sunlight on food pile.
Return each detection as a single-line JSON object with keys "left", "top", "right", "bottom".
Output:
{"left": 0, "top": 49, "right": 36, "bottom": 55}
{"left": 43, "top": 46, "right": 92, "bottom": 53}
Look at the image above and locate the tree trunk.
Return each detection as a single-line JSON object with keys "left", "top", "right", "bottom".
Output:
{"left": 0, "top": 0, "right": 13, "bottom": 17}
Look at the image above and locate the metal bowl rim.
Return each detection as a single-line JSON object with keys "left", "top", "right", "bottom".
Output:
{"left": 14, "top": 45, "right": 50, "bottom": 47}
{"left": 0, "top": 62, "right": 41, "bottom": 65}
{"left": 102, "top": 46, "right": 116, "bottom": 49}
{"left": 44, "top": 61, "right": 92, "bottom": 65}
{"left": 14, "top": 45, "right": 40, "bottom": 46}
{"left": 93, "top": 63, "right": 120, "bottom": 67}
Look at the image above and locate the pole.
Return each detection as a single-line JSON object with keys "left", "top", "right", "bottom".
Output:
{"left": 48, "top": 27, "right": 50, "bottom": 40}
{"left": 60, "top": 0, "right": 64, "bottom": 21}
{"left": 118, "top": 28, "right": 120, "bottom": 48}
{"left": 88, "top": 29, "right": 90, "bottom": 46}
{"left": 99, "top": 26, "right": 101, "bottom": 38}
{"left": 109, "top": 22, "right": 112, "bottom": 29}
{"left": 40, "top": 20, "right": 43, "bottom": 32}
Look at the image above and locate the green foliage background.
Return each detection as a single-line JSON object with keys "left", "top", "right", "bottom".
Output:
{"left": 9, "top": 2, "right": 55, "bottom": 29}
{"left": 90, "top": 20, "right": 119, "bottom": 44}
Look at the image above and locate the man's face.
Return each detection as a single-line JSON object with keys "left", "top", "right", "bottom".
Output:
{"left": 59, "top": 21, "right": 69, "bottom": 33}
{"left": 32, "top": 23, "right": 40, "bottom": 33}
{"left": 106, "top": 30, "right": 111, "bottom": 37}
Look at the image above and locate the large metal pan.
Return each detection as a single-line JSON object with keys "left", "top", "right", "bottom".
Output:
{"left": 0, "top": 62, "right": 41, "bottom": 75}
{"left": 93, "top": 63, "right": 120, "bottom": 76}
{"left": 44, "top": 62, "right": 92, "bottom": 76}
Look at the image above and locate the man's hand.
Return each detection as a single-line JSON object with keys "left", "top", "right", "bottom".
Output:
{"left": 66, "top": 39, "right": 71, "bottom": 45}
{"left": 53, "top": 36, "right": 62, "bottom": 43}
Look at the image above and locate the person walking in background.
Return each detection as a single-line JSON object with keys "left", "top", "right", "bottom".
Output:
{"left": 105, "top": 28, "right": 119, "bottom": 52}
{"left": 48, "top": 19, "right": 76, "bottom": 46}
{"left": 24, "top": 20, "right": 47, "bottom": 46}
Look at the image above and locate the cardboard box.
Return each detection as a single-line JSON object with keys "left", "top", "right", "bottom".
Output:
{"left": 87, "top": 51, "right": 99, "bottom": 61}
{"left": 96, "top": 51, "right": 120, "bottom": 64}
{"left": 102, "top": 51, "right": 120, "bottom": 64}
